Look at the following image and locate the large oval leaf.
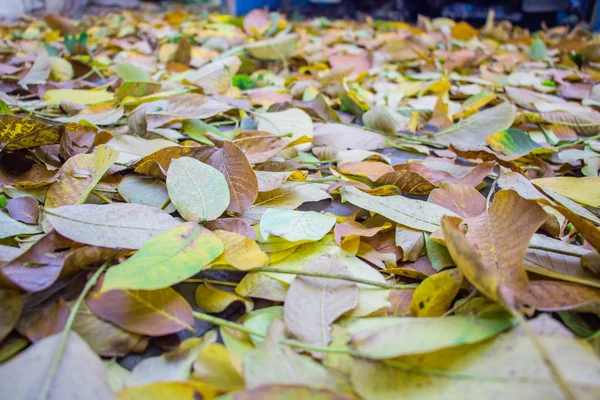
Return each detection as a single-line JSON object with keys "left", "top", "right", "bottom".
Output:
{"left": 45, "top": 203, "right": 180, "bottom": 249}
{"left": 166, "top": 157, "right": 230, "bottom": 222}
{"left": 194, "top": 142, "right": 259, "bottom": 213}
{"left": 102, "top": 222, "right": 224, "bottom": 291}
{"left": 87, "top": 287, "right": 194, "bottom": 336}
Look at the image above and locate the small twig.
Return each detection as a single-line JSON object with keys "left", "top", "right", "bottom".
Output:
{"left": 91, "top": 190, "right": 112, "bottom": 204}
{"left": 37, "top": 261, "right": 110, "bottom": 400}
{"left": 184, "top": 279, "right": 238, "bottom": 287}
{"left": 160, "top": 197, "right": 171, "bottom": 210}
{"left": 442, "top": 289, "right": 477, "bottom": 317}
{"left": 254, "top": 267, "right": 418, "bottom": 290}
{"left": 192, "top": 311, "right": 359, "bottom": 356}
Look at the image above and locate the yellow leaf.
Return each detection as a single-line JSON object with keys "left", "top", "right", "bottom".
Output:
{"left": 0, "top": 115, "right": 63, "bottom": 150}
{"left": 451, "top": 21, "right": 479, "bottom": 41}
{"left": 117, "top": 381, "right": 219, "bottom": 400}
{"left": 45, "top": 145, "right": 118, "bottom": 208}
{"left": 193, "top": 343, "right": 245, "bottom": 391}
{"left": 210, "top": 230, "right": 268, "bottom": 271}
{"left": 532, "top": 177, "right": 600, "bottom": 207}
{"left": 195, "top": 282, "right": 253, "bottom": 313}
{"left": 410, "top": 269, "right": 463, "bottom": 317}
{"left": 44, "top": 89, "right": 115, "bottom": 105}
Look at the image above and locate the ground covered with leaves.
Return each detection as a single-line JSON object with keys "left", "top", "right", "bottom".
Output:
{"left": 1, "top": 6, "right": 600, "bottom": 400}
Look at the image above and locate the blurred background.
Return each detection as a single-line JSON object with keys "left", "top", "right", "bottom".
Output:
{"left": 2, "top": 0, "right": 599, "bottom": 30}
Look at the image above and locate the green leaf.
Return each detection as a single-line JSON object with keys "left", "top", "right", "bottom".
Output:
{"left": 101, "top": 222, "right": 224, "bottom": 292}
{"left": 260, "top": 209, "right": 337, "bottom": 242}
{"left": 113, "top": 63, "right": 153, "bottom": 82}
{"left": 0, "top": 100, "right": 12, "bottom": 115}
{"left": 232, "top": 74, "right": 255, "bottom": 90}
{"left": 485, "top": 128, "right": 545, "bottom": 156}
{"left": 166, "top": 157, "right": 230, "bottom": 222}
{"left": 340, "top": 186, "right": 456, "bottom": 232}
{"left": 348, "top": 312, "right": 514, "bottom": 359}
{"left": 530, "top": 37, "right": 548, "bottom": 60}
{"left": 0, "top": 195, "right": 6, "bottom": 208}
{"left": 434, "top": 101, "right": 516, "bottom": 146}
{"left": 351, "top": 329, "right": 600, "bottom": 399}
{"left": 182, "top": 119, "right": 219, "bottom": 145}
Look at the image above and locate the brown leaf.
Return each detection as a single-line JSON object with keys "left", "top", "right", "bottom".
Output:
{"left": 441, "top": 190, "right": 548, "bottom": 307}
{"left": 334, "top": 220, "right": 388, "bottom": 253}
{"left": 233, "top": 131, "right": 289, "bottom": 164}
{"left": 338, "top": 161, "right": 394, "bottom": 181}
{"left": 72, "top": 300, "right": 149, "bottom": 357}
{"left": 428, "top": 182, "right": 487, "bottom": 218}
{"left": 45, "top": 145, "right": 118, "bottom": 208}
{"left": 0, "top": 290, "right": 21, "bottom": 342}
{"left": 204, "top": 218, "right": 256, "bottom": 240}
{"left": 87, "top": 287, "right": 195, "bottom": 336}
{"left": 369, "top": 289, "right": 414, "bottom": 317}
{"left": 283, "top": 256, "right": 359, "bottom": 357}
{"left": 521, "top": 280, "right": 600, "bottom": 312}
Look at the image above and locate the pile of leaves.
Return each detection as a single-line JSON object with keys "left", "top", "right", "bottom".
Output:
{"left": 2, "top": 7, "right": 600, "bottom": 400}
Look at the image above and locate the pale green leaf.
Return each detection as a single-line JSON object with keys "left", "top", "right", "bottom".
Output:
{"left": 166, "top": 157, "right": 230, "bottom": 222}
{"left": 260, "top": 209, "right": 336, "bottom": 242}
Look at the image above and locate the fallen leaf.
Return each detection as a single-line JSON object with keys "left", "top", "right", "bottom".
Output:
{"left": 117, "top": 381, "right": 219, "bottom": 400}
{"left": 5, "top": 196, "right": 39, "bottom": 224}
{"left": 211, "top": 230, "right": 268, "bottom": 270}
{"left": 45, "top": 145, "right": 118, "bottom": 208}
{"left": 348, "top": 312, "right": 514, "bottom": 359}
{"left": 167, "top": 157, "right": 230, "bottom": 222}
{"left": 194, "top": 142, "right": 259, "bottom": 213}
{"left": 87, "top": 287, "right": 195, "bottom": 336}
{"left": 102, "top": 223, "right": 224, "bottom": 291}
{"left": 410, "top": 268, "right": 463, "bottom": 317}
{"left": 125, "top": 334, "right": 216, "bottom": 387}
{"left": 195, "top": 282, "right": 253, "bottom": 313}
{"left": 340, "top": 185, "right": 456, "bottom": 232}
{"left": 441, "top": 190, "right": 548, "bottom": 306}
{"left": 284, "top": 256, "right": 359, "bottom": 356}
{"left": 0, "top": 115, "right": 64, "bottom": 151}
{"left": 0, "top": 290, "right": 21, "bottom": 342}
{"left": 532, "top": 177, "right": 600, "bottom": 207}
{"left": 434, "top": 102, "right": 516, "bottom": 146}
{"left": 193, "top": 342, "right": 245, "bottom": 392}
{"left": 351, "top": 330, "right": 600, "bottom": 400}
{"left": 260, "top": 209, "right": 336, "bottom": 242}
{"left": 45, "top": 203, "right": 180, "bottom": 249}
{"left": 0, "top": 332, "right": 114, "bottom": 400}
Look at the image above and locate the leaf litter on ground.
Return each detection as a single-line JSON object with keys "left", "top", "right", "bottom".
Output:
{"left": 1, "top": 5, "right": 600, "bottom": 400}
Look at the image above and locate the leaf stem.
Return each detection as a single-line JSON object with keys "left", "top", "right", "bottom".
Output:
{"left": 184, "top": 278, "right": 238, "bottom": 287}
{"left": 37, "top": 261, "right": 110, "bottom": 400}
{"left": 254, "top": 267, "right": 418, "bottom": 290}
{"left": 507, "top": 307, "right": 577, "bottom": 400}
{"left": 192, "top": 311, "right": 358, "bottom": 355}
